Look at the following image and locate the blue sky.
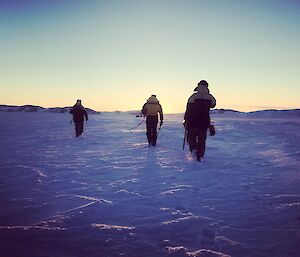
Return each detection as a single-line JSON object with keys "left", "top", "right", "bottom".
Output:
{"left": 0, "top": 0, "right": 299, "bottom": 112}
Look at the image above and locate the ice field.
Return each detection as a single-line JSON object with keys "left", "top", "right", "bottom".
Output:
{"left": 0, "top": 111, "right": 299, "bottom": 257}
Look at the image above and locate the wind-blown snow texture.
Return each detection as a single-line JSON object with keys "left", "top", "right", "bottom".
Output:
{"left": 0, "top": 112, "right": 299, "bottom": 257}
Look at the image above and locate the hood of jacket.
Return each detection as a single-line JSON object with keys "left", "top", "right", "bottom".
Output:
{"left": 147, "top": 95, "right": 159, "bottom": 104}
{"left": 188, "top": 84, "right": 215, "bottom": 104}
{"left": 195, "top": 85, "right": 209, "bottom": 96}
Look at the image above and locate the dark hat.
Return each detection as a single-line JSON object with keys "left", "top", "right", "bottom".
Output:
{"left": 194, "top": 80, "right": 209, "bottom": 91}
{"left": 198, "top": 80, "right": 209, "bottom": 87}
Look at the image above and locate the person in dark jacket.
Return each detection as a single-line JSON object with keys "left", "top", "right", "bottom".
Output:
{"left": 141, "top": 95, "right": 163, "bottom": 146}
{"left": 183, "top": 80, "right": 216, "bottom": 161}
{"left": 70, "top": 100, "right": 88, "bottom": 137}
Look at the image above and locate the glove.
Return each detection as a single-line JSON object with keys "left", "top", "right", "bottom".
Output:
{"left": 209, "top": 124, "right": 215, "bottom": 136}
{"left": 160, "top": 121, "right": 163, "bottom": 128}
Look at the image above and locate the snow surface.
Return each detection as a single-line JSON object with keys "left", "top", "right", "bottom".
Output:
{"left": 0, "top": 112, "right": 299, "bottom": 257}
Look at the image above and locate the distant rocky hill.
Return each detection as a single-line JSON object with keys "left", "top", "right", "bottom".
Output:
{"left": 211, "top": 109, "right": 241, "bottom": 114}
{"left": 211, "top": 108, "right": 300, "bottom": 118}
{"left": 0, "top": 105, "right": 101, "bottom": 114}
{"left": 246, "top": 109, "right": 300, "bottom": 118}
{"left": 1, "top": 105, "right": 299, "bottom": 118}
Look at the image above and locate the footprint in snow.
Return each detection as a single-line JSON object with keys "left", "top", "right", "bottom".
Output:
{"left": 201, "top": 229, "right": 216, "bottom": 246}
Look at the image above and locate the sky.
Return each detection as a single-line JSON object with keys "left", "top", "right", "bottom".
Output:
{"left": 0, "top": 0, "right": 299, "bottom": 113}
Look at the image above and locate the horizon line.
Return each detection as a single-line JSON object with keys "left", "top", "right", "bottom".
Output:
{"left": 1, "top": 103, "right": 299, "bottom": 114}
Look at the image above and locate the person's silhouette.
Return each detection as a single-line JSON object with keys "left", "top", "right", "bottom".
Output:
{"left": 69, "top": 100, "right": 88, "bottom": 137}
{"left": 183, "top": 80, "right": 216, "bottom": 161}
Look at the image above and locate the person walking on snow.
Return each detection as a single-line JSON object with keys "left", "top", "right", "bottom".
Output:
{"left": 70, "top": 99, "right": 88, "bottom": 137}
{"left": 183, "top": 80, "right": 216, "bottom": 161}
{"left": 142, "top": 95, "right": 163, "bottom": 146}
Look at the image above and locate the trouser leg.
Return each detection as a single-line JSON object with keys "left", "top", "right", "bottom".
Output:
{"left": 146, "top": 122, "right": 152, "bottom": 144}
{"left": 197, "top": 139, "right": 206, "bottom": 159}
{"left": 187, "top": 129, "right": 197, "bottom": 152}
{"left": 75, "top": 122, "right": 80, "bottom": 137}
{"left": 146, "top": 117, "right": 158, "bottom": 145}
{"left": 79, "top": 122, "right": 83, "bottom": 135}
{"left": 147, "top": 126, "right": 157, "bottom": 145}
{"left": 187, "top": 127, "right": 207, "bottom": 159}
{"left": 196, "top": 129, "right": 207, "bottom": 160}
{"left": 151, "top": 126, "right": 157, "bottom": 145}
{"left": 75, "top": 122, "right": 83, "bottom": 137}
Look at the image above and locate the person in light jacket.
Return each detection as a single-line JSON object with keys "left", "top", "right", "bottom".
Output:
{"left": 142, "top": 95, "right": 163, "bottom": 146}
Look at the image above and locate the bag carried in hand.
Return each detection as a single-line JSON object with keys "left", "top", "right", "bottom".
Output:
{"left": 209, "top": 124, "right": 216, "bottom": 136}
